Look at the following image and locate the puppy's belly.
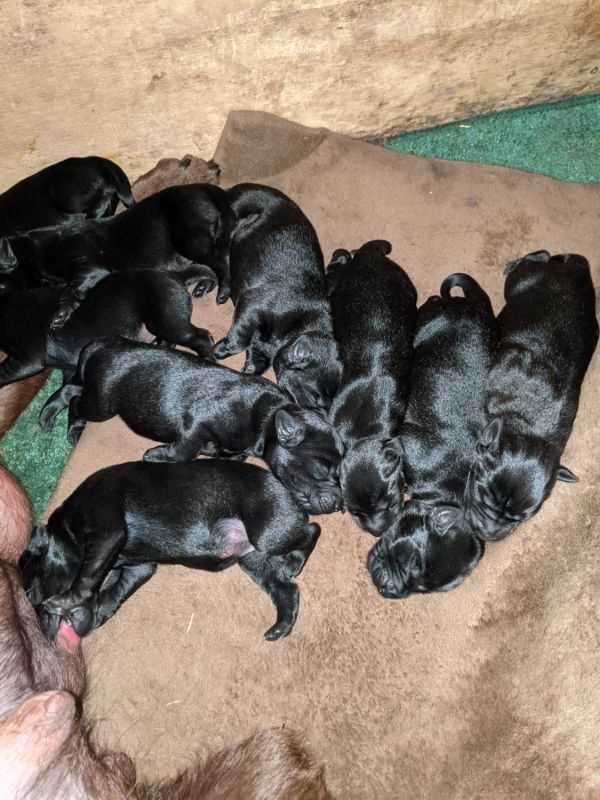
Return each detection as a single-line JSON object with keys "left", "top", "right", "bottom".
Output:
{"left": 212, "top": 518, "right": 255, "bottom": 558}
{"left": 136, "top": 324, "right": 156, "bottom": 344}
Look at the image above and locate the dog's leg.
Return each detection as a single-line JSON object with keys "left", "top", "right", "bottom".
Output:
{"left": 64, "top": 562, "right": 157, "bottom": 636}
{"left": 0, "top": 356, "right": 43, "bottom": 388}
{"left": 143, "top": 439, "right": 199, "bottom": 462}
{"left": 38, "top": 383, "right": 82, "bottom": 432}
{"left": 42, "top": 524, "right": 126, "bottom": 619}
{"left": 50, "top": 265, "right": 110, "bottom": 329}
{"left": 213, "top": 296, "right": 261, "bottom": 360}
{"left": 144, "top": 281, "right": 215, "bottom": 360}
{"left": 238, "top": 551, "right": 300, "bottom": 640}
{"left": 284, "top": 523, "right": 321, "bottom": 578}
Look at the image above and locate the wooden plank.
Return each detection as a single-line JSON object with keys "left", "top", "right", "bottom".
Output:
{"left": 1, "top": 0, "right": 599, "bottom": 187}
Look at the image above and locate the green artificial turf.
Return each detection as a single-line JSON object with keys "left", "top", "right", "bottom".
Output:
{"left": 2, "top": 92, "right": 599, "bottom": 518}
{"left": 381, "top": 93, "right": 600, "bottom": 183}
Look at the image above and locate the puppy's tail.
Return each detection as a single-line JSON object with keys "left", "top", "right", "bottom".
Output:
{"left": 441, "top": 273, "right": 488, "bottom": 302}
{"left": 353, "top": 239, "right": 392, "bottom": 259}
{"left": 103, "top": 159, "right": 135, "bottom": 209}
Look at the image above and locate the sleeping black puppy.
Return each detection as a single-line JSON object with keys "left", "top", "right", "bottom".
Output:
{"left": 327, "top": 240, "right": 417, "bottom": 535}
{"left": 39, "top": 337, "right": 344, "bottom": 516}
{"left": 368, "top": 273, "right": 494, "bottom": 598}
{"left": 0, "top": 156, "right": 133, "bottom": 236}
{"left": 212, "top": 183, "right": 342, "bottom": 413}
{"left": 20, "top": 459, "right": 321, "bottom": 641}
{"left": 0, "top": 183, "right": 232, "bottom": 326}
{"left": 465, "top": 251, "right": 599, "bottom": 541}
{"left": 0, "top": 269, "right": 215, "bottom": 388}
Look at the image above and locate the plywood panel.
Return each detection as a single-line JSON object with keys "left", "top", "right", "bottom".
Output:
{"left": 1, "top": 0, "right": 599, "bottom": 186}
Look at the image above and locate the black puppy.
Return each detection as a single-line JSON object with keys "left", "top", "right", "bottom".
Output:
{"left": 213, "top": 183, "right": 342, "bottom": 412}
{"left": 40, "top": 338, "right": 344, "bottom": 515}
{"left": 0, "top": 269, "right": 214, "bottom": 388}
{"left": 327, "top": 240, "right": 417, "bottom": 535}
{"left": 0, "top": 156, "right": 133, "bottom": 236}
{"left": 0, "top": 183, "right": 232, "bottom": 326}
{"left": 368, "top": 274, "right": 493, "bottom": 598}
{"left": 20, "top": 459, "right": 321, "bottom": 640}
{"left": 465, "top": 251, "right": 599, "bottom": 541}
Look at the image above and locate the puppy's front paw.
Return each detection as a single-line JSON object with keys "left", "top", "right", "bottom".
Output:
{"left": 67, "top": 420, "right": 86, "bottom": 446}
{"left": 212, "top": 339, "right": 232, "bottom": 360}
{"left": 50, "top": 309, "right": 71, "bottom": 330}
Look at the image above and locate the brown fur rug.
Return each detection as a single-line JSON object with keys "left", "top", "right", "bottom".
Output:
{"left": 46, "top": 113, "right": 600, "bottom": 799}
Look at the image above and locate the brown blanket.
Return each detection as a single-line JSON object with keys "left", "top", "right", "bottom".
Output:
{"left": 46, "top": 112, "right": 600, "bottom": 799}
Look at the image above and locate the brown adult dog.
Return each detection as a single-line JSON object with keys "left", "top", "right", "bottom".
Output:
{"left": 131, "top": 154, "right": 221, "bottom": 203}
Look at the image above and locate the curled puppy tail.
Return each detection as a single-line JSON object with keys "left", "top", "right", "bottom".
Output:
{"left": 151, "top": 728, "right": 333, "bottom": 800}
{"left": 440, "top": 273, "right": 488, "bottom": 303}
{"left": 104, "top": 159, "right": 135, "bottom": 209}
{"left": 354, "top": 239, "right": 392, "bottom": 259}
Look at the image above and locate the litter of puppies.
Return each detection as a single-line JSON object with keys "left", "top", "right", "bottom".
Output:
{"left": 0, "top": 155, "right": 595, "bottom": 637}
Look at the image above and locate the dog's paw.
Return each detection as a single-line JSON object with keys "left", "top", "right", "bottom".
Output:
{"left": 67, "top": 421, "right": 85, "bottom": 447}
{"left": 192, "top": 277, "right": 217, "bottom": 297}
{"left": 264, "top": 621, "right": 293, "bottom": 641}
{"left": 216, "top": 287, "right": 230, "bottom": 304}
{"left": 212, "top": 339, "right": 231, "bottom": 360}
{"left": 38, "top": 409, "right": 55, "bottom": 433}
{"left": 49, "top": 307, "right": 73, "bottom": 330}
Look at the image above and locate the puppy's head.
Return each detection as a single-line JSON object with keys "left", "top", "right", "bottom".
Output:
{"left": 264, "top": 405, "right": 343, "bottom": 515}
{"left": 19, "top": 525, "right": 79, "bottom": 637}
{"left": 274, "top": 333, "right": 342, "bottom": 414}
{"left": 340, "top": 436, "right": 404, "bottom": 536}
{"left": 465, "top": 419, "right": 577, "bottom": 541}
{"left": 367, "top": 504, "right": 483, "bottom": 598}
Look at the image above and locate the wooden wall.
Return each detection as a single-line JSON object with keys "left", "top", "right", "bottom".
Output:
{"left": 2, "top": 0, "right": 599, "bottom": 186}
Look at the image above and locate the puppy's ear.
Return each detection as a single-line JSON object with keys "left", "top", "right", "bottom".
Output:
{"left": 407, "top": 548, "right": 423, "bottom": 578}
{"left": 275, "top": 409, "right": 306, "bottom": 448}
{"left": 283, "top": 335, "right": 313, "bottom": 370}
{"left": 478, "top": 419, "right": 502, "bottom": 453}
{"left": 381, "top": 436, "right": 403, "bottom": 479}
{"left": 233, "top": 211, "right": 260, "bottom": 233}
{"left": 27, "top": 525, "right": 49, "bottom": 555}
{"left": 327, "top": 249, "right": 351, "bottom": 269}
{"left": 557, "top": 464, "right": 579, "bottom": 483}
{"left": 430, "top": 505, "right": 463, "bottom": 535}
{"left": 0, "top": 238, "right": 18, "bottom": 272}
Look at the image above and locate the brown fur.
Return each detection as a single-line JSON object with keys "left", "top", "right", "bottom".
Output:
{"left": 131, "top": 155, "right": 220, "bottom": 203}
{"left": 0, "top": 370, "right": 49, "bottom": 436}
{"left": 0, "top": 463, "right": 32, "bottom": 565}
{"left": 151, "top": 728, "right": 333, "bottom": 800}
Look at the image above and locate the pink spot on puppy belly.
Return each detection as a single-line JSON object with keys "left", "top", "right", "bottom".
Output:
{"left": 136, "top": 324, "right": 156, "bottom": 344}
{"left": 56, "top": 620, "right": 81, "bottom": 652}
{"left": 214, "top": 518, "right": 255, "bottom": 558}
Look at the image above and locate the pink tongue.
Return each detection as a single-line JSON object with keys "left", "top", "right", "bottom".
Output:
{"left": 57, "top": 620, "right": 81, "bottom": 651}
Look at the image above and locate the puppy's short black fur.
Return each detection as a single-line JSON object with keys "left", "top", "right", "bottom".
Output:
{"left": 20, "top": 459, "right": 321, "bottom": 640}
{"left": 0, "top": 270, "right": 214, "bottom": 388}
{"left": 213, "top": 184, "right": 342, "bottom": 412}
{"left": 327, "top": 240, "right": 417, "bottom": 535}
{"left": 0, "top": 156, "right": 133, "bottom": 236}
{"left": 0, "top": 183, "right": 232, "bottom": 326}
{"left": 40, "top": 337, "right": 344, "bottom": 515}
{"left": 465, "top": 251, "right": 599, "bottom": 541}
{"left": 368, "top": 274, "right": 493, "bottom": 598}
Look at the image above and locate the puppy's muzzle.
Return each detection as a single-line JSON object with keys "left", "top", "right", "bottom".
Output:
{"left": 468, "top": 509, "right": 516, "bottom": 542}
{"left": 367, "top": 541, "right": 406, "bottom": 599}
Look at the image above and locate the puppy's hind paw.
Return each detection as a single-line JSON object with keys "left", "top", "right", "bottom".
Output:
{"left": 264, "top": 621, "right": 293, "bottom": 641}
{"left": 192, "top": 277, "right": 217, "bottom": 297}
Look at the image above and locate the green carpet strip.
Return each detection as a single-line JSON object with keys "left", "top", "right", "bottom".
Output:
{"left": 382, "top": 93, "right": 600, "bottom": 183}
